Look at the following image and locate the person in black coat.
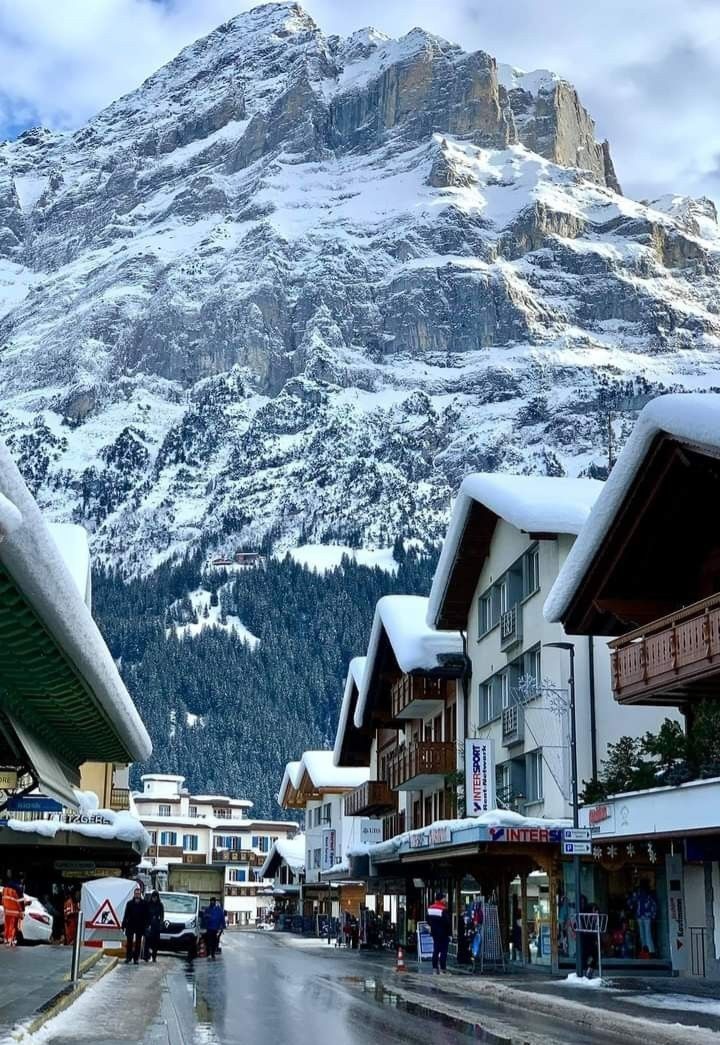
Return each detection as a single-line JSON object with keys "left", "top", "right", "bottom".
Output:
{"left": 144, "top": 890, "right": 165, "bottom": 962}
{"left": 122, "top": 887, "right": 149, "bottom": 964}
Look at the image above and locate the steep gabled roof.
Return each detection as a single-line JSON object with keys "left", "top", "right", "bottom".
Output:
{"left": 545, "top": 394, "right": 720, "bottom": 633}
{"left": 259, "top": 833, "right": 305, "bottom": 880}
{"left": 333, "top": 657, "right": 368, "bottom": 768}
{"left": 427, "top": 473, "right": 603, "bottom": 630}
{"left": 354, "top": 595, "right": 463, "bottom": 731}
{"left": 277, "top": 760, "right": 303, "bottom": 808}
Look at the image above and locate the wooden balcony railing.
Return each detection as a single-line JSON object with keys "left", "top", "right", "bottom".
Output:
{"left": 385, "top": 741, "right": 456, "bottom": 790}
{"left": 157, "top": 845, "right": 183, "bottom": 858}
{"left": 609, "top": 594, "right": 720, "bottom": 703}
{"left": 182, "top": 852, "right": 207, "bottom": 865}
{"left": 382, "top": 810, "right": 406, "bottom": 841}
{"left": 344, "top": 780, "right": 398, "bottom": 817}
{"left": 391, "top": 675, "right": 446, "bottom": 719}
{"left": 109, "top": 787, "right": 130, "bottom": 810}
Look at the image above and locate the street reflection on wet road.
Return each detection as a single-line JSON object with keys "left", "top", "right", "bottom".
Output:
{"left": 143, "top": 934, "right": 616, "bottom": 1045}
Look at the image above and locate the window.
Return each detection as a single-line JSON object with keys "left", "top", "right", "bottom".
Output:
{"left": 189, "top": 805, "right": 198, "bottom": 818}
{"left": 524, "top": 647, "right": 541, "bottom": 696}
{"left": 158, "top": 804, "right": 171, "bottom": 817}
{"left": 500, "top": 672, "right": 510, "bottom": 709}
{"left": 480, "top": 682, "right": 495, "bottom": 724}
{"left": 213, "top": 807, "right": 231, "bottom": 819}
{"left": 524, "top": 545, "right": 540, "bottom": 597}
{"left": 322, "top": 803, "right": 331, "bottom": 824}
{"left": 478, "top": 593, "right": 494, "bottom": 636}
{"left": 228, "top": 869, "right": 247, "bottom": 882}
{"left": 252, "top": 836, "right": 270, "bottom": 852}
{"left": 496, "top": 762, "right": 511, "bottom": 799}
{"left": 498, "top": 579, "right": 509, "bottom": 614}
{"left": 313, "top": 848, "right": 321, "bottom": 869}
{"left": 182, "top": 834, "right": 198, "bottom": 851}
{"left": 159, "top": 831, "right": 177, "bottom": 846}
{"left": 526, "top": 750, "right": 543, "bottom": 803}
{"left": 148, "top": 831, "right": 157, "bottom": 844}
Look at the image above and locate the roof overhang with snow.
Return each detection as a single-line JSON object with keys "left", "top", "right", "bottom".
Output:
{"left": 353, "top": 595, "right": 464, "bottom": 733}
{"left": 295, "top": 751, "right": 369, "bottom": 798}
{"left": 0, "top": 440, "right": 152, "bottom": 792}
{"left": 259, "top": 834, "right": 305, "bottom": 880}
{"left": 427, "top": 473, "right": 603, "bottom": 630}
{"left": 333, "top": 657, "right": 370, "bottom": 769}
{"left": 277, "top": 761, "right": 303, "bottom": 810}
{"left": 545, "top": 394, "right": 720, "bottom": 635}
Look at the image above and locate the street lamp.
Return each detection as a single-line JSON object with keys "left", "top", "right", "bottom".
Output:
{"left": 543, "top": 641, "right": 583, "bottom": 979}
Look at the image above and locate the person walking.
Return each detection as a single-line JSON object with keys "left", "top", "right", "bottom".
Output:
{"left": 204, "top": 897, "right": 225, "bottom": 961}
{"left": 427, "top": 891, "right": 451, "bottom": 974}
{"left": 2, "top": 872, "right": 28, "bottom": 947}
{"left": 144, "top": 890, "right": 165, "bottom": 962}
{"left": 122, "top": 887, "right": 149, "bottom": 964}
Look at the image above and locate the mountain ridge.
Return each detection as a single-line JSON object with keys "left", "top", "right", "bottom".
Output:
{"left": 0, "top": 2, "right": 718, "bottom": 574}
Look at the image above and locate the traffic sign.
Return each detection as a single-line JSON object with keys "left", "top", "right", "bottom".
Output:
{"left": 563, "top": 841, "right": 592, "bottom": 855}
{"left": 563, "top": 828, "right": 591, "bottom": 842}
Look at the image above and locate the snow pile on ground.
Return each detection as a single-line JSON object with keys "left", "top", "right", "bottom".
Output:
{"left": 354, "top": 595, "right": 463, "bottom": 728}
{"left": 563, "top": 973, "right": 609, "bottom": 989}
{"left": 284, "top": 544, "right": 398, "bottom": 575}
{"left": 629, "top": 994, "right": 720, "bottom": 1017}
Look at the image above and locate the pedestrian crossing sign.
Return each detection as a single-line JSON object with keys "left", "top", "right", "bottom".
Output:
{"left": 87, "top": 898, "right": 121, "bottom": 929}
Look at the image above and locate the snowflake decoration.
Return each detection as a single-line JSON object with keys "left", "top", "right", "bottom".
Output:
{"left": 606, "top": 844, "right": 618, "bottom": 859}
{"left": 647, "top": 843, "right": 657, "bottom": 863}
{"left": 593, "top": 846, "right": 602, "bottom": 860}
{"left": 626, "top": 843, "right": 636, "bottom": 857}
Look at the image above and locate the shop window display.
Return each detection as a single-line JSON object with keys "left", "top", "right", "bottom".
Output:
{"left": 559, "top": 852, "right": 669, "bottom": 965}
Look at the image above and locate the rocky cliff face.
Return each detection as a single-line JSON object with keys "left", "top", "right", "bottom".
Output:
{"left": 0, "top": 2, "right": 718, "bottom": 570}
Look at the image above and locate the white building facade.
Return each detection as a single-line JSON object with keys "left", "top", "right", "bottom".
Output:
{"left": 134, "top": 774, "right": 297, "bottom": 925}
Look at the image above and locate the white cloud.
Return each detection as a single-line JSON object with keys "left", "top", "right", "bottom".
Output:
{"left": 0, "top": 0, "right": 719, "bottom": 206}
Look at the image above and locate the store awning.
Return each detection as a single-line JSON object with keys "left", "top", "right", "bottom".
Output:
{"left": 6, "top": 716, "right": 80, "bottom": 808}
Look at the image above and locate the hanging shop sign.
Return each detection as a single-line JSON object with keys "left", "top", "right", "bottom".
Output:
{"left": 0, "top": 770, "right": 18, "bottom": 790}
{"left": 359, "top": 819, "right": 383, "bottom": 846}
{"left": 666, "top": 853, "right": 688, "bottom": 973}
{"left": 489, "top": 826, "right": 563, "bottom": 844}
{"left": 6, "top": 795, "right": 63, "bottom": 814}
{"left": 321, "top": 828, "right": 337, "bottom": 871}
{"left": 465, "top": 738, "right": 495, "bottom": 816}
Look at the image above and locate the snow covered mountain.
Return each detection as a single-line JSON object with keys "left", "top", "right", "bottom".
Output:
{"left": 1, "top": 2, "right": 719, "bottom": 571}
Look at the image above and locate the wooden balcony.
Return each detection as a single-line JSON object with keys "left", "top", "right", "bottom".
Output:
{"left": 157, "top": 845, "right": 183, "bottom": 858}
{"left": 382, "top": 810, "right": 406, "bottom": 841}
{"left": 609, "top": 594, "right": 720, "bottom": 705}
{"left": 344, "top": 780, "right": 398, "bottom": 817}
{"left": 385, "top": 741, "right": 456, "bottom": 791}
{"left": 182, "top": 852, "right": 207, "bottom": 865}
{"left": 391, "top": 675, "right": 447, "bottom": 721}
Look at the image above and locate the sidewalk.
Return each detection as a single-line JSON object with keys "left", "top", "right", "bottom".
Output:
{"left": 0, "top": 945, "right": 101, "bottom": 1037}
{"left": 263, "top": 932, "right": 720, "bottom": 1041}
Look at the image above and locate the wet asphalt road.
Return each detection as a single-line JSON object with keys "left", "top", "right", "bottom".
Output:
{"left": 138, "top": 934, "right": 627, "bottom": 1045}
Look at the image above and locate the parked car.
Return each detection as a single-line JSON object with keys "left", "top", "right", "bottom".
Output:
{"left": 157, "top": 892, "right": 200, "bottom": 957}
{"left": 0, "top": 894, "right": 53, "bottom": 944}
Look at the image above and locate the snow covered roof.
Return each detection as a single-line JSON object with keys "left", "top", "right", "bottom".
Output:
{"left": 298, "top": 750, "right": 369, "bottom": 792}
{"left": 332, "top": 657, "right": 367, "bottom": 767}
{"left": 0, "top": 439, "right": 151, "bottom": 769}
{"left": 47, "top": 523, "right": 91, "bottom": 607}
{"left": 545, "top": 394, "right": 720, "bottom": 624}
{"left": 427, "top": 473, "right": 603, "bottom": 629}
{"left": 277, "top": 760, "right": 303, "bottom": 807}
{"left": 354, "top": 595, "right": 463, "bottom": 730}
{"left": 259, "top": 833, "right": 305, "bottom": 879}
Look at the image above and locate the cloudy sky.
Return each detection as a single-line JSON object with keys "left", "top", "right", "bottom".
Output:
{"left": 1, "top": 0, "right": 719, "bottom": 206}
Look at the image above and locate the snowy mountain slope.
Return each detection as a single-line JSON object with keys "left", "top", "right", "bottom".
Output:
{"left": 1, "top": 2, "right": 719, "bottom": 571}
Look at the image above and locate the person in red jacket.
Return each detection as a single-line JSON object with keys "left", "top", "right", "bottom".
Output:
{"left": 2, "top": 872, "right": 29, "bottom": 947}
{"left": 427, "top": 891, "right": 451, "bottom": 973}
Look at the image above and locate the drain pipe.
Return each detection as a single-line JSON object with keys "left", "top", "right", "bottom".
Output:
{"left": 588, "top": 636, "right": 598, "bottom": 780}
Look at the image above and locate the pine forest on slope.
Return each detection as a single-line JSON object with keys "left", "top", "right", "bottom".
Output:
{"left": 2, "top": 3, "right": 720, "bottom": 799}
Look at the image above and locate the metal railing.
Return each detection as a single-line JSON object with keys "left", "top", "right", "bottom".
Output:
{"left": 500, "top": 604, "right": 522, "bottom": 650}
{"left": 501, "top": 704, "right": 523, "bottom": 744}
{"left": 690, "top": 926, "right": 706, "bottom": 977}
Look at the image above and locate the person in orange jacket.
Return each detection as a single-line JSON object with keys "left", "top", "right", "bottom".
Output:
{"left": 63, "top": 887, "right": 79, "bottom": 946}
{"left": 2, "top": 871, "right": 29, "bottom": 947}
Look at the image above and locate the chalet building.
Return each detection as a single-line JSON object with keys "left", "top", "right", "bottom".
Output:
{"left": 0, "top": 440, "right": 151, "bottom": 890}
{"left": 134, "top": 774, "right": 295, "bottom": 925}
{"left": 258, "top": 835, "right": 305, "bottom": 922}
{"left": 545, "top": 393, "right": 720, "bottom": 978}
{"left": 277, "top": 752, "right": 369, "bottom": 921}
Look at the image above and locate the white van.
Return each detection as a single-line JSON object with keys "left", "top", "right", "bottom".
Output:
{"left": 158, "top": 892, "right": 200, "bottom": 958}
